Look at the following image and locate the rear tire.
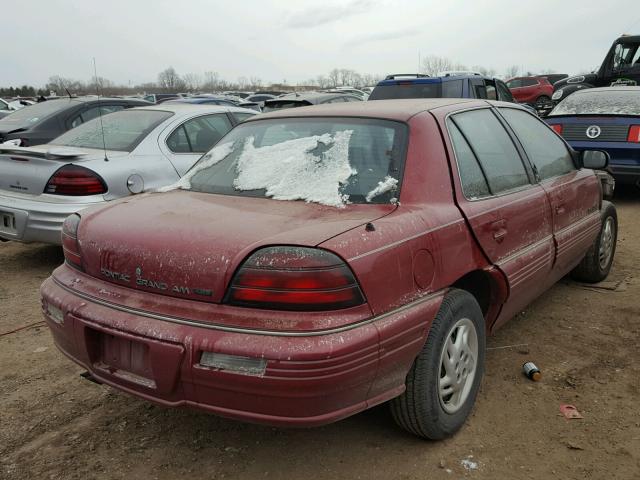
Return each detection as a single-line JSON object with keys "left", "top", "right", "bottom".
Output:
{"left": 390, "top": 289, "right": 486, "bottom": 439}
{"left": 571, "top": 201, "right": 617, "bottom": 283}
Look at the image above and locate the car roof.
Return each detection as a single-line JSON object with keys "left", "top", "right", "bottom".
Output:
{"left": 249, "top": 98, "right": 493, "bottom": 122}
{"left": 130, "top": 103, "right": 256, "bottom": 115}
{"left": 376, "top": 74, "right": 491, "bottom": 86}
{"left": 266, "top": 92, "right": 352, "bottom": 103}
{"left": 572, "top": 86, "right": 640, "bottom": 95}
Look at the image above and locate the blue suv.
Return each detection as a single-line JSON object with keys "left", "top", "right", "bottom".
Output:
{"left": 369, "top": 73, "right": 518, "bottom": 103}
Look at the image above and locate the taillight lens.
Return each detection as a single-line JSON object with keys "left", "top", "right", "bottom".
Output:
{"left": 226, "top": 246, "right": 365, "bottom": 311}
{"left": 62, "top": 214, "right": 83, "bottom": 271}
{"left": 551, "top": 124, "right": 563, "bottom": 135}
{"left": 44, "top": 165, "right": 107, "bottom": 196}
{"left": 628, "top": 125, "right": 640, "bottom": 143}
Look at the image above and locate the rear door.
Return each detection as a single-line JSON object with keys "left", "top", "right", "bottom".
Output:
{"left": 443, "top": 107, "right": 554, "bottom": 329}
{"left": 498, "top": 107, "right": 602, "bottom": 276}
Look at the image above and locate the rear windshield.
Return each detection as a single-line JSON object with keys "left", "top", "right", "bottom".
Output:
{"left": 0, "top": 99, "right": 71, "bottom": 124}
{"left": 50, "top": 109, "right": 173, "bottom": 152}
{"left": 549, "top": 89, "right": 640, "bottom": 116}
{"left": 168, "top": 117, "right": 408, "bottom": 207}
{"left": 369, "top": 82, "right": 441, "bottom": 100}
{"left": 262, "top": 101, "right": 311, "bottom": 112}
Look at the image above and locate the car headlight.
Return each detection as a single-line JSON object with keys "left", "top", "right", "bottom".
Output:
{"left": 2, "top": 138, "right": 22, "bottom": 146}
{"left": 552, "top": 90, "right": 564, "bottom": 101}
{"left": 566, "top": 75, "right": 585, "bottom": 84}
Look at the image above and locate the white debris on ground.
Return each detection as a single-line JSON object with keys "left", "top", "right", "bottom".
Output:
{"left": 155, "top": 142, "right": 235, "bottom": 192}
{"left": 233, "top": 131, "right": 355, "bottom": 208}
{"left": 460, "top": 456, "right": 479, "bottom": 471}
{"left": 365, "top": 175, "right": 398, "bottom": 202}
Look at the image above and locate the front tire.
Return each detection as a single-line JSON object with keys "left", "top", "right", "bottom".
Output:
{"left": 390, "top": 289, "right": 486, "bottom": 439}
{"left": 571, "top": 201, "right": 617, "bottom": 283}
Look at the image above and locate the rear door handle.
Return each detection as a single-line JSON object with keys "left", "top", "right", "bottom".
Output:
{"left": 490, "top": 220, "right": 507, "bottom": 243}
{"left": 555, "top": 204, "right": 566, "bottom": 215}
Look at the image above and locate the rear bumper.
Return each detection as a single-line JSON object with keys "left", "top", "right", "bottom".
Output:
{"left": 0, "top": 191, "right": 105, "bottom": 244}
{"left": 40, "top": 275, "right": 442, "bottom": 427}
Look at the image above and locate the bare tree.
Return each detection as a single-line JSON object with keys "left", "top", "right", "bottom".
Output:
{"left": 420, "top": 55, "right": 455, "bottom": 75}
{"left": 182, "top": 73, "right": 202, "bottom": 92}
{"left": 504, "top": 65, "right": 519, "bottom": 79}
{"left": 328, "top": 68, "right": 340, "bottom": 87}
{"left": 158, "top": 67, "right": 184, "bottom": 92}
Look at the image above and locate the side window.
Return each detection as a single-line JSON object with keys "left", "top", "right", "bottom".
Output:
{"left": 521, "top": 78, "right": 538, "bottom": 87}
{"left": 499, "top": 108, "right": 575, "bottom": 180}
{"left": 0, "top": 102, "right": 8, "bottom": 111}
{"left": 485, "top": 80, "right": 497, "bottom": 100}
{"left": 168, "top": 114, "right": 233, "bottom": 153}
{"left": 442, "top": 79, "right": 463, "bottom": 98}
{"left": 342, "top": 96, "right": 360, "bottom": 102}
{"left": 451, "top": 109, "right": 530, "bottom": 194}
{"left": 506, "top": 79, "right": 522, "bottom": 88}
{"left": 233, "top": 112, "right": 254, "bottom": 123}
{"left": 496, "top": 81, "right": 514, "bottom": 102}
{"left": 324, "top": 97, "right": 346, "bottom": 103}
{"left": 447, "top": 121, "right": 490, "bottom": 199}
{"left": 70, "top": 105, "right": 124, "bottom": 128}
{"left": 166, "top": 125, "right": 191, "bottom": 153}
{"left": 471, "top": 80, "right": 487, "bottom": 99}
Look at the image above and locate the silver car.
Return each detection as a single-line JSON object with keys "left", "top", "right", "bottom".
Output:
{"left": 0, "top": 104, "right": 256, "bottom": 244}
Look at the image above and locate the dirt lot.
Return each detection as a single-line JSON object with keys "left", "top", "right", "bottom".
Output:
{"left": 1, "top": 190, "right": 639, "bottom": 480}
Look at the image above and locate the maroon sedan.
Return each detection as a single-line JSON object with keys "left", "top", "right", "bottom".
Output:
{"left": 41, "top": 99, "right": 616, "bottom": 439}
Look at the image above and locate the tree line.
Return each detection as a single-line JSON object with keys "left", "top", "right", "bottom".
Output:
{"left": 2, "top": 58, "right": 568, "bottom": 98}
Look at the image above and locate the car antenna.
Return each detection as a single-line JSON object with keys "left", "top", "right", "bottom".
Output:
{"left": 93, "top": 57, "right": 109, "bottom": 162}
{"left": 64, "top": 87, "right": 73, "bottom": 99}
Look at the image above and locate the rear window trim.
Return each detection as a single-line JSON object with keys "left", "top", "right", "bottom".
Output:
{"left": 186, "top": 115, "right": 410, "bottom": 205}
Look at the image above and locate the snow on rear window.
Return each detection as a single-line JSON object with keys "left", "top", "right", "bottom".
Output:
{"left": 175, "top": 117, "right": 407, "bottom": 207}
{"left": 550, "top": 88, "right": 640, "bottom": 116}
{"left": 233, "top": 132, "right": 355, "bottom": 207}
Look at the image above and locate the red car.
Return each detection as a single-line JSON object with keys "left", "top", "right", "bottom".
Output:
{"left": 506, "top": 76, "right": 554, "bottom": 106}
{"left": 41, "top": 99, "right": 616, "bottom": 439}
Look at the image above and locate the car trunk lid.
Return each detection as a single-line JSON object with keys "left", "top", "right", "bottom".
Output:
{"left": 0, "top": 146, "right": 123, "bottom": 196}
{"left": 78, "top": 190, "right": 396, "bottom": 303}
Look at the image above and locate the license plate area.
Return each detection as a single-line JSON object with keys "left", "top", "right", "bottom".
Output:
{"left": 88, "top": 329, "right": 156, "bottom": 389}
{"left": 0, "top": 211, "right": 16, "bottom": 234}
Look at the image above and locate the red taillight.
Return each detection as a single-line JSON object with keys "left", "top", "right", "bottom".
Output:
{"left": 551, "top": 124, "right": 563, "bottom": 135}
{"left": 44, "top": 165, "right": 107, "bottom": 196}
{"left": 61, "top": 214, "right": 83, "bottom": 271}
{"left": 628, "top": 125, "right": 640, "bottom": 143}
{"left": 226, "top": 246, "right": 365, "bottom": 311}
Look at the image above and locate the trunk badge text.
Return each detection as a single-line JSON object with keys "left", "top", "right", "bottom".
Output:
{"left": 100, "top": 267, "right": 212, "bottom": 297}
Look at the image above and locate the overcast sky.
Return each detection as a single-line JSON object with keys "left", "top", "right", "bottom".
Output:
{"left": 3, "top": 0, "right": 640, "bottom": 87}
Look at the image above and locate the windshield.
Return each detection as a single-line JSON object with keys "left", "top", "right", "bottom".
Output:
{"left": 0, "top": 99, "right": 71, "bottom": 124}
{"left": 50, "top": 109, "right": 173, "bottom": 152}
{"left": 165, "top": 117, "right": 408, "bottom": 207}
{"left": 549, "top": 89, "right": 640, "bottom": 116}
{"left": 369, "top": 83, "right": 441, "bottom": 100}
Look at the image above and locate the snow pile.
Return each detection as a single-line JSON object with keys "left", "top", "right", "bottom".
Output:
{"left": 365, "top": 175, "right": 398, "bottom": 202}
{"left": 233, "top": 131, "right": 356, "bottom": 208}
{"left": 155, "top": 143, "right": 235, "bottom": 192}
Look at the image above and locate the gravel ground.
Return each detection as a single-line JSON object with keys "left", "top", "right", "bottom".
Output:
{"left": 1, "top": 189, "right": 639, "bottom": 480}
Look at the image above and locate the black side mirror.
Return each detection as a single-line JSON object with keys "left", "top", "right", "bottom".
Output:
{"left": 578, "top": 150, "right": 609, "bottom": 169}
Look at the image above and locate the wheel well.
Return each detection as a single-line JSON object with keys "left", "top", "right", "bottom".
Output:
{"left": 452, "top": 270, "right": 492, "bottom": 317}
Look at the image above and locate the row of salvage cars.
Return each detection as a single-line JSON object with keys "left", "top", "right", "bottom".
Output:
{"left": 0, "top": 88, "right": 626, "bottom": 439}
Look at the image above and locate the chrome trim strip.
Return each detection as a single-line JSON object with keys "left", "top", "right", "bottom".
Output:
{"left": 347, "top": 218, "right": 464, "bottom": 261}
{"left": 497, "top": 235, "right": 554, "bottom": 266}
{"left": 51, "top": 277, "right": 443, "bottom": 337}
